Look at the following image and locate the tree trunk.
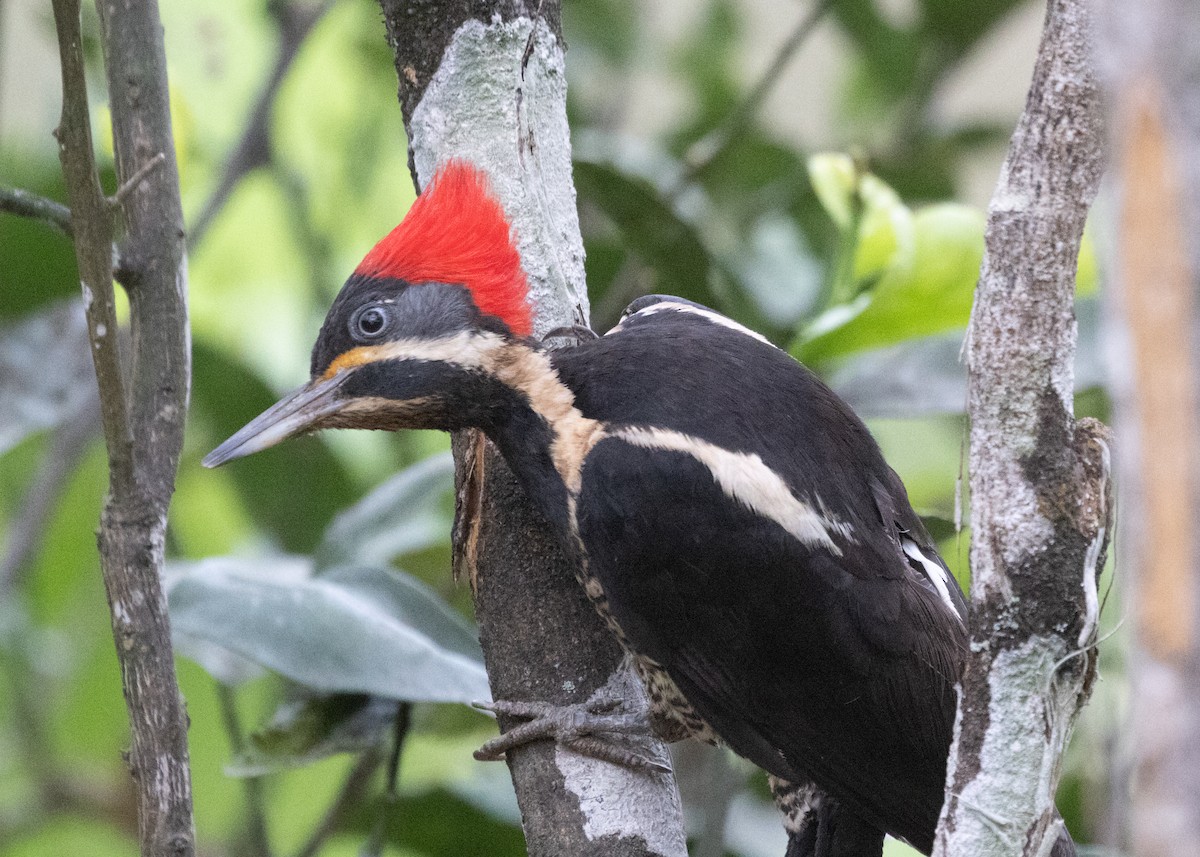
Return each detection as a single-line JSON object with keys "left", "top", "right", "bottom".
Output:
{"left": 934, "top": 1, "right": 1110, "bottom": 854}
{"left": 374, "top": 4, "right": 688, "bottom": 855}
{"left": 1098, "top": 1, "right": 1200, "bottom": 854}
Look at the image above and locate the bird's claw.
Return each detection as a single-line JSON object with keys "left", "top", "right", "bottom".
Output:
{"left": 472, "top": 695, "right": 671, "bottom": 774}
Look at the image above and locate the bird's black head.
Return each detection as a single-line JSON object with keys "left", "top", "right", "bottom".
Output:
{"left": 306, "top": 272, "right": 515, "bottom": 378}
{"left": 204, "top": 161, "right": 533, "bottom": 468}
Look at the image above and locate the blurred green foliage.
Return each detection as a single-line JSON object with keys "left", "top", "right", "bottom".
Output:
{"left": 0, "top": 0, "right": 1118, "bottom": 855}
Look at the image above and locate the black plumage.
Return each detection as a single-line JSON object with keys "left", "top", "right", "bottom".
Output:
{"left": 551, "top": 299, "right": 967, "bottom": 853}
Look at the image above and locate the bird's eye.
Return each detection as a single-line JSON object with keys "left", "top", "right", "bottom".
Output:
{"left": 353, "top": 305, "right": 388, "bottom": 339}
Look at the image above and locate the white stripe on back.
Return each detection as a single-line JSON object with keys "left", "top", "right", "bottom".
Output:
{"left": 901, "top": 536, "right": 962, "bottom": 622}
{"left": 612, "top": 426, "right": 850, "bottom": 554}
{"left": 622, "top": 301, "right": 776, "bottom": 347}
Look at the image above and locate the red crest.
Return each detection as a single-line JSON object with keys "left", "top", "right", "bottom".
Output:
{"left": 355, "top": 162, "right": 533, "bottom": 336}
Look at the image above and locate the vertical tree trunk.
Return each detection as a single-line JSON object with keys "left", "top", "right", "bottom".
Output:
{"left": 374, "top": 4, "right": 687, "bottom": 855}
{"left": 934, "top": 1, "right": 1110, "bottom": 854}
{"left": 50, "top": 0, "right": 195, "bottom": 855}
{"left": 1099, "top": 2, "right": 1200, "bottom": 854}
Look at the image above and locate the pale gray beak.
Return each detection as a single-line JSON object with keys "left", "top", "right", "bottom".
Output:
{"left": 202, "top": 373, "right": 348, "bottom": 468}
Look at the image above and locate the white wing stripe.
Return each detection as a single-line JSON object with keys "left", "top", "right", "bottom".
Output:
{"left": 613, "top": 426, "right": 851, "bottom": 554}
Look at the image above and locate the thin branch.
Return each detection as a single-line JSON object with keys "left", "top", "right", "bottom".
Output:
{"left": 110, "top": 152, "right": 166, "bottom": 208}
{"left": 292, "top": 748, "right": 384, "bottom": 857}
{"left": 0, "top": 394, "right": 99, "bottom": 594}
{"left": 680, "top": 0, "right": 836, "bottom": 185}
{"left": 217, "top": 685, "right": 273, "bottom": 857}
{"left": 362, "top": 703, "right": 411, "bottom": 857}
{"left": 188, "top": 0, "right": 332, "bottom": 249}
{"left": 50, "top": 0, "right": 131, "bottom": 492}
{"left": 591, "top": 0, "right": 833, "bottom": 330}
{"left": 0, "top": 186, "right": 73, "bottom": 236}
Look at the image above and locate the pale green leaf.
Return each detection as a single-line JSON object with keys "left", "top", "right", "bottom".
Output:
{"left": 314, "top": 451, "right": 455, "bottom": 571}
{"left": 796, "top": 203, "right": 986, "bottom": 362}
{"left": 168, "top": 559, "right": 488, "bottom": 703}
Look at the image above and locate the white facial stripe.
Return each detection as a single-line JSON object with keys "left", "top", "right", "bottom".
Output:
{"left": 613, "top": 426, "right": 848, "bottom": 554}
{"left": 901, "top": 537, "right": 962, "bottom": 621}
{"left": 344, "top": 330, "right": 505, "bottom": 372}
{"left": 624, "top": 302, "right": 776, "bottom": 348}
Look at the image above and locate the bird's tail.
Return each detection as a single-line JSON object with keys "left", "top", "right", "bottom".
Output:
{"left": 784, "top": 813, "right": 1077, "bottom": 857}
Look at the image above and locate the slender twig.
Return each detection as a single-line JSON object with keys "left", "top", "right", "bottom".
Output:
{"left": 188, "top": 0, "right": 332, "bottom": 249}
{"left": 0, "top": 186, "right": 74, "bottom": 236}
{"left": 50, "top": 0, "right": 131, "bottom": 492}
{"left": 217, "top": 685, "right": 274, "bottom": 857}
{"left": 271, "top": 161, "right": 335, "bottom": 302}
{"left": 362, "top": 703, "right": 412, "bottom": 857}
{"left": 292, "top": 748, "right": 384, "bottom": 857}
{"left": 679, "top": 0, "right": 836, "bottom": 186}
{"left": 109, "top": 152, "right": 166, "bottom": 208}
{"left": 591, "top": 0, "right": 834, "bottom": 330}
{"left": 0, "top": 394, "right": 99, "bottom": 594}
{"left": 3, "top": 635, "right": 68, "bottom": 803}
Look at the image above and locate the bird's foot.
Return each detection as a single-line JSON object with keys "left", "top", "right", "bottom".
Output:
{"left": 473, "top": 692, "right": 671, "bottom": 774}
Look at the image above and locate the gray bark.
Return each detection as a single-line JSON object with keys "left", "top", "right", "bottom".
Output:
{"left": 934, "top": 1, "right": 1111, "bottom": 855}
{"left": 375, "top": 3, "right": 687, "bottom": 855}
{"left": 50, "top": 0, "right": 195, "bottom": 855}
{"left": 1097, "top": 2, "right": 1200, "bottom": 855}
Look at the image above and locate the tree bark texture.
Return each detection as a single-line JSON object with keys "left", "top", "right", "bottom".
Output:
{"left": 934, "top": 1, "right": 1110, "bottom": 855}
{"left": 376, "top": 3, "right": 687, "bottom": 855}
{"left": 1098, "top": 2, "right": 1200, "bottom": 854}
{"left": 50, "top": 0, "right": 195, "bottom": 855}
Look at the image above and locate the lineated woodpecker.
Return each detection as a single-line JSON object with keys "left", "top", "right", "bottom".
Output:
{"left": 205, "top": 163, "right": 1076, "bottom": 857}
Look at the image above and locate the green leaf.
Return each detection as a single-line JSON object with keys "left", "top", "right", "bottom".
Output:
{"left": 919, "top": 0, "right": 1026, "bottom": 56}
{"left": 795, "top": 202, "right": 985, "bottom": 363}
{"left": 1077, "top": 228, "right": 1099, "bottom": 298}
{"left": 573, "top": 160, "right": 715, "bottom": 307}
{"left": 828, "top": 332, "right": 966, "bottom": 418}
{"left": 853, "top": 175, "right": 915, "bottom": 286}
{"left": 668, "top": 0, "right": 742, "bottom": 143}
{"left": 172, "top": 631, "right": 266, "bottom": 687}
{"left": 807, "top": 153, "right": 859, "bottom": 229}
{"left": 314, "top": 451, "right": 454, "bottom": 571}
{"left": 831, "top": 0, "right": 922, "bottom": 101}
{"left": 229, "top": 692, "right": 397, "bottom": 776}
{"left": 562, "top": 0, "right": 638, "bottom": 64}
{"left": 807, "top": 153, "right": 916, "bottom": 305}
{"left": 168, "top": 559, "right": 489, "bottom": 703}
